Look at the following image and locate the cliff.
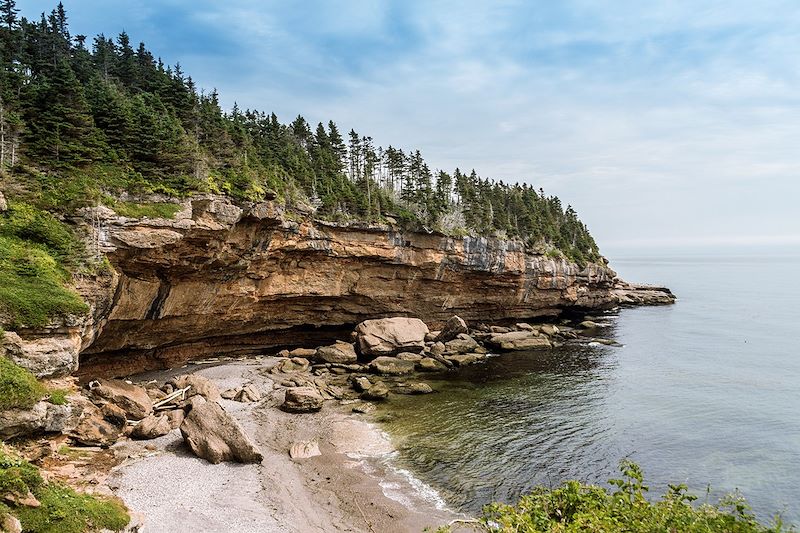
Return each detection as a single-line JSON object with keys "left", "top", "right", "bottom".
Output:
{"left": 7, "top": 195, "right": 674, "bottom": 378}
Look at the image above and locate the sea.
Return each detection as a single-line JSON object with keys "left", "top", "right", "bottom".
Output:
{"left": 377, "top": 246, "right": 800, "bottom": 526}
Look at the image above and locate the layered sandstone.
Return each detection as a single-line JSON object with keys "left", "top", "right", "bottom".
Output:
{"left": 58, "top": 195, "right": 671, "bottom": 377}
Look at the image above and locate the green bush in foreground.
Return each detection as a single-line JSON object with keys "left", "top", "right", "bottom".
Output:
{"left": 0, "top": 357, "right": 45, "bottom": 411}
{"left": 442, "top": 461, "right": 793, "bottom": 532}
{"left": 0, "top": 447, "right": 129, "bottom": 533}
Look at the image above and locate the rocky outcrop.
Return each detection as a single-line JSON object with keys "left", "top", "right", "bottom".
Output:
{"left": 613, "top": 282, "right": 676, "bottom": 306}
{"left": 0, "top": 401, "right": 78, "bottom": 440}
{"left": 2, "top": 327, "right": 83, "bottom": 378}
{"left": 42, "top": 195, "right": 668, "bottom": 377}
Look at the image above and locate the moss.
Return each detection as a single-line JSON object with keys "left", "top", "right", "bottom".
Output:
{"left": 0, "top": 235, "right": 88, "bottom": 328}
{"left": 46, "top": 388, "right": 68, "bottom": 406}
{"left": 15, "top": 484, "right": 129, "bottom": 533}
{"left": 0, "top": 447, "right": 129, "bottom": 533}
{"left": 110, "top": 201, "right": 181, "bottom": 219}
{"left": 0, "top": 357, "right": 46, "bottom": 411}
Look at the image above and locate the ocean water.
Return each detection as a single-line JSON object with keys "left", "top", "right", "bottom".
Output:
{"left": 378, "top": 248, "right": 800, "bottom": 525}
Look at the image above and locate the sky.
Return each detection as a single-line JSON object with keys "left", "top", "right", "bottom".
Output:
{"left": 18, "top": 0, "right": 800, "bottom": 251}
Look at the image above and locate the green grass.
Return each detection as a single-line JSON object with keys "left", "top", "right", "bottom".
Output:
{"left": 0, "top": 357, "right": 45, "bottom": 411}
{"left": 0, "top": 446, "right": 129, "bottom": 533}
{"left": 46, "top": 388, "right": 69, "bottom": 406}
{"left": 111, "top": 200, "right": 181, "bottom": 219}
{"left": 440, "top": 461, "right": 793, "bottom": 533}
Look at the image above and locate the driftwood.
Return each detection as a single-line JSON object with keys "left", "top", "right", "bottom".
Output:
{"left": 153, "top": 386, "right": 191, "bottom": 410}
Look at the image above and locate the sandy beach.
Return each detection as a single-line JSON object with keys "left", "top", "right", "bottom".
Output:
{"left": 106, "top": 358, "right": 459, "bottom": 533}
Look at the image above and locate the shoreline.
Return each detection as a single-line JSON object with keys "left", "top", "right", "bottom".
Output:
{"left": 107, "top": 358, "right": 459, "bottom": 533}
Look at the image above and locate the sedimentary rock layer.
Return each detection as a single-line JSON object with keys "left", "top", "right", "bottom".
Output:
{"left": 66, "top": 195, "right": 667, "bottom": 376}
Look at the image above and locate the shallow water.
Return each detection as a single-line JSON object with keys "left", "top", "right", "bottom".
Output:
{"left": 378, "top": 248, "right": 800, "bottom": 525}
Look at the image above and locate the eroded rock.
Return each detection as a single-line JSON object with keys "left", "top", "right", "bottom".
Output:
{"left": 131, "top": 413, "right": 171, "bottom": 439}
{"left": 180, "top": 401, "right": 263, "bottom": 464}
{"left": 281, "top": 387, "right": 323, "bottom": 413}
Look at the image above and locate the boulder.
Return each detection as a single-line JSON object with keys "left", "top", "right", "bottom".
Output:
{"left": 289, "top": 441, "right": 321, "bottom": 460}
{"left": 234, "top": 384, "right": 262, "bottom": 403}
{"left": 281, "top": 387, "right": 323, "bottom": 413}
{"left": 351, "top": 376, "right": 373, "bottom": 392}
{"left": 540, "top": 324, "right": 559, "bottom": 336}
{"left": 396, "top": 352, "right": 423, "bottom": 362}
{"left": 315, "top": 342, "right": 358, "bottom": 364}
{"left": 88, "top": 379, "right": 152, "bottom": 420}
{"left": 444, "top": 334, "right": 480, "bottom": 354}
{"left": 271, "top": 357, "right": 310, "bottom": 373}
{"left": 221, "top": 388, "right": 239, "bottom": 400}
{"left": 369, "top": 356, "right": 416, "bottom": 375}
{"left": 69, "top": 403, "right": 121, "bottom": 447}
{"left": 352, "top": 402, "right": 377, "bottom": 414}
{"left": 131, "top": 413, "right": 171, "bottom": 439}
{"left": 361, "top": 381, "right": 389, "bottom": 401}
{"left": 180, "top": 400, "right": 263, "bottom": 464}
{"left": 100, "top": 403, "right": 128, "bottom": 428}
{"left": 435, "top": 316, "right": 468, "bottom": 343}
{"left": 445, "top": 354, "right": 478, "bottom": 366}
{"left": 2, "top": 330, "right": 81, "bottom": 378}
{"left": 165, "top": 409, "right": 185, "bottom": 429}
{"left": 168, "top": 374, "right": 221, "bottom": 403}
{"left": 489, "top": 326, "right": 511, "bottom": 334}
{"left": 429, "top": 341, "right": 446, "bottom": 357}
{"left": 424, "top": 331, "right": 440, "bottom": 343}
{"left": 417, "top": 357, "right": 447, "bottom": 372}
{"left": 0, "top": 401, "right": 77, "bottom": 440}
{"left": 395, "top": 382, "right": 434, "bottom": 395}
{"left": 516, "top": 322, "right": 534, "bottom": 331}
{"left": 486, "top": 331, "right": 552, "bottom": 351}
{"left": 355, "top": 317, "right": 428, "bottom": 357}
{"left": 580, "top": 320, "right": 600, "bottom": 329}
{"left": 288, "top": 347, "right": 317, "bottom": 358}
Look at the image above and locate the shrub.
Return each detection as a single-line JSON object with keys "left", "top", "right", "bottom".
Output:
{"left": 0, "top": 357, "right": 45, "bottom": 411}
{"left": 439, "top": 461, "right": 792, "bottom": 533}
{"left": 46, "top": 389, "right": 69, "bottom": 406}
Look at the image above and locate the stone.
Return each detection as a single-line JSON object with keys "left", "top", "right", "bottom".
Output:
{"left": 2, "top": 330, "right": 81, "bottom": 378}
{"left": 180, "top": 401, "right": 263, "bottom": 464}
{"left": 355, "top": 317, "right": 429, "bottom": 357}
{"left": 435, "top": 315, "right": 468, "bottom": 343}
{"left": 234, "top": 384, "right": 262, "bottom": 402}
{"left": 361, "top": 381, "right": 389, "bottom": 401}
{"left": 289, "top": 347, "right": 317, "bottom": 358}
{"left": 486, "top": 331, "right": 552, "bottom": 351}
{"left": 69, "top": 403, "right": 121, "bottom": 447}
{"left": 221, "top": 388, "right": 239, "bottom": 400}
{"left": 272, "top": 358, "right": 310, "bottom": 373}
{"left": 0, "top": 402, "right": 77, "bottom": 440}
{"left": 165, "top": 409, "right": 185, "bottom": 429}
{"left": 516, "top": 322, "right": 534, "bottom": 331}
{"left": 540, "top": 324, "right": 559, "bottom": 336}
{"left": 369, "top": 356, "right": 416, "bottom": 375}
{"left": 351, "top": 376, "right": 373, "bottom": 392}
{"left": 444, "top": 334, "right": 479, "bottom": 354}
{"left": 315, "top": 342, "right": 358, "bottom": 364}
{"left": 424, "top": 331, "right": 440, "bottom": 343}
{"left": 289, "top": 441, "right": 321, "bottom": 460}
{"left": 396, "top": 352, "right": 423, "bottom": 362}
{"left": 445, "top": 354, "right": 477, "bottom": 366}
{"left": 396, "top": 382, "right": 434, "bottom": 395}
{"left": 1, "top": 514, "right": 21, "bottom": 533}
{"left": 88, "top": 379, "right": 153, "bottom": 420}
{"left": 168, "top": 374, "right": 222, "bottom": 403}
{"left": 281, "top": 387, "right": 323, "bottom": 413}
{"left": 352, "top": 402, "right": 377, "bottom": 414}
{"left": 489, "top": 326, "right": 511, "bottom": 333}
{"left": 580, "top": 320, "right": 600, "bottom": 329}
{"left": 100, "top": 403, "right": 128, "bottom": 428}
{"left": 417, "top": 357, "right": 447, "bottom": 372}
{"left": 131, "top": 413, "right": 171, "bottom": 439}
{"left": 145, "top": 386, "right": 167, "bottom": 402}
{"left": 429, "top": 341, "right": 446, "bottom": 357}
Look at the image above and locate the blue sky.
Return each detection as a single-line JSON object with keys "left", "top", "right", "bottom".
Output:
{"left": 19, "top": 1, "right": 800, "bottom": 250}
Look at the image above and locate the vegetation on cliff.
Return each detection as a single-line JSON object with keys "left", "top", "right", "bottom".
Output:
{"left": 440, "top": 461, "right": 791, "bottom": 532}
{"left": 0, "top": 1, "right": 598, "bottom": 265}
{"left": 0, "top": 445, "right": 129, "bottom": 532}
{"left": 0, "top": 356, "right": 44, "bottom": 410}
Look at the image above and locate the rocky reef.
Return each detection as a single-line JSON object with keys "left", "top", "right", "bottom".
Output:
{"left": 5, "top": 195, "right": 674, "bottom": 378}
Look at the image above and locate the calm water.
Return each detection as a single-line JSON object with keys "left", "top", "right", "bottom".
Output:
{"left": 378, "top": 248, "right": 800, "bottom": 525}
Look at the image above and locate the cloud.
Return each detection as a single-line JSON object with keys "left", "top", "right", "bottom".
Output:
{"left": 21, "top": 0, "right": 800, "bottom": 249}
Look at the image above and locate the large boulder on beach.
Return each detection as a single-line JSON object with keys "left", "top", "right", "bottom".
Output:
{"left": 369, "top": 356, "right": 416, "bottom": 375}
{"left": 444, "top": 334, "right": 480, "bottom": 354}
{"left": 281, "top": 387, "right": 323, "bottom": 413}
{"left": 486, "top": 331, "right": 552, "bottom": 351}
{"left": 88, "top": 378, "right": 152, "bottom": 420}
{"left": 355, "top": 317, "right": 429, "bottom": 357}
{"left": 316, "top": 341, "right": 358, "bottom": 364}
{"left": 131, "top": 413, "right": 171, "bottom": 440}
{"left": 180, "top": 398, "right": 263, "bottom": 464}
{"left": 435, "top": 316, "right": 468, "bottom": 343}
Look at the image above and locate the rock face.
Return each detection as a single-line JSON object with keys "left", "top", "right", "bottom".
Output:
{"left": 180, "top": 399, "right": 263, "bottom": 464}
{"left": 0, "top": 401, "right": 78, "bottom": 440}
{"left": 2, "top": 329, "right": 82, "bottom": 378}
{"left": 355, "top": 317, "right": 429, "bottom": 357}
{"left": 60, "top": 195, "right": 666, "bottom": 376}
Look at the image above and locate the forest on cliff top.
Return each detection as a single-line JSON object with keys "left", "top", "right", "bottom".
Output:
{"left": 0, "top": 1, "right": 599, "bottom": 262}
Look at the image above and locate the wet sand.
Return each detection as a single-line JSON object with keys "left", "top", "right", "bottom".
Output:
{"left": 107, "top": 358, "right": 459, "bottom": 532}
